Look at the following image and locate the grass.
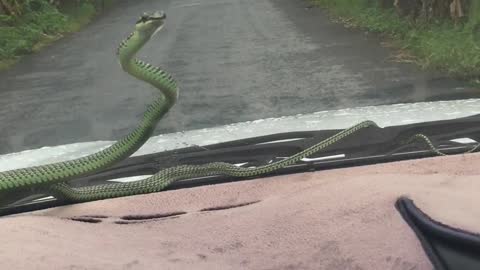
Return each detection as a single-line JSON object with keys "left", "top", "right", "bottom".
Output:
{"left": 0, "top": 0, "right": 113, "bottom": 71}
{"left": 59, "top": 0, "right": 117, "bottom": 32}
{"left": 312, "top": 0, "right": 480, "bottom": 80}
{"left": 58, "top": 1, "right": 97, "bottom": 32}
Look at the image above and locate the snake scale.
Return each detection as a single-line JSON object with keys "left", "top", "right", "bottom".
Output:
{"left": 0, "top": 11, "right": 477, "bottom": 204}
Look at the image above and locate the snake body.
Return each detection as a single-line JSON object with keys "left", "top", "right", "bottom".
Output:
{"left": 0, "top": 11, "right": 477, "bottom": 204}
{"left": 49, "top": 120, "right": 377, "bottom": 202}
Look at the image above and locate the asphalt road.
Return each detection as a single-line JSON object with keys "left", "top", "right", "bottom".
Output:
{"left": 0, "top": 0, "right": 478, "bottom": 155}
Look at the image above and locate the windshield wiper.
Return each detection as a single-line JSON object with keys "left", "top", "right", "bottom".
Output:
{"left": 1, "top": 113, "right": 480, "bottom": 216}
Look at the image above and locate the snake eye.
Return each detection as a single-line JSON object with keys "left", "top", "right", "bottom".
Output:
{"left": 136, "top": 15, "right": 148, "bottom": 24}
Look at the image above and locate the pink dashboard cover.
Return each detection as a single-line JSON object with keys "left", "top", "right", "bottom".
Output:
{"left": 1, "top": 153, "right": 479, "bottom": 269}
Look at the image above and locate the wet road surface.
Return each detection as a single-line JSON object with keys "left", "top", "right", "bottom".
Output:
{"left": 0, "top": 0, "right": 478, "bottom": 155}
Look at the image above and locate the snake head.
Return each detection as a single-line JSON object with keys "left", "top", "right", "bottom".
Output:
{"left": 135, "top": 11, "right": 166, "bottom": 37}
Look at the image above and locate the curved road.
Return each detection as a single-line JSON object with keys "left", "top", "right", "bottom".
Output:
{"left": 0, "top": 0, "right": 478, "bottom": 155}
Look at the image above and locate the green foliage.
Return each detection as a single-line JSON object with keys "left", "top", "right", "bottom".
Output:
{"left": 0, "top": 14, "right": 15, "bottom": 25}
{"left": 58, "top": 1, "right": 96, "bottom": 31}
{"left": 0, "top": 0, "right": 112, "bottom": 67}
{"left": 21, "top": 3, "right": 69, "bottom": 34}
{"left": 0, "top": 0, "right": 68, "bottom": 59}
{"left": 0, "top": 26, "right": 39, "bottom": 57}
{"left": 312, "top": 0, "right": 480, "bottom": 79}
{"left": 468, "top": 0, "right": 480, "bottom": 26}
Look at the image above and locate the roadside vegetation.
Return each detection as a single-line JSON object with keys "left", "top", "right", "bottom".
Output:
{"left": 0, "top": 0, "right": 115, "bottom": 70}
{"left": 312, "top": 0, "right": 480, "bottom": 80}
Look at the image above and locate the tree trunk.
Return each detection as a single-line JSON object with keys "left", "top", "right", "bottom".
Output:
{"left": 0, "top": 0, "right": 17, "bottom": 16}
{"left": 379, "top": 0, "right": 395, "bottom": 8}
{"left": 0, "top": 0, "right": 26, "bottom": 16}
{"left": 450, "top": 0, "right": 466, "bottom": 23}
{"left": 394, "top": 0, "right": 422, "bottom": 19}
{"left": 392, "top": 0, "right": 469, "bottom": 21}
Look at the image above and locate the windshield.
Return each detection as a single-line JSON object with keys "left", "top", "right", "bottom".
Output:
{"left": 0, "top": 0, "right": 479, "bottom": 203}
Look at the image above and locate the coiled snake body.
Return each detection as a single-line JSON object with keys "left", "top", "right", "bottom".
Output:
{"left": 0, "top": 11, "right": 474, "bottom": 203}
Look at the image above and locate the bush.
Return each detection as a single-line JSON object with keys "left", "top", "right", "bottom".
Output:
{"left": 0, "top": 0, "right": 99, "bottom": 61}
{"left": 21, "top": 5, "right": 68, "bottom": 34}
{"left": 313, "top": 0, "right": 480, "bottom": 78}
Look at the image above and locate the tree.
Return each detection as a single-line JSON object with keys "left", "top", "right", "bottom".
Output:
{"left": 0, "top": 0, "right": 65, "bottom": 16}
{"left": 0, "top": 0, "right": 23, "bottom": 16}
{"left": 0, "top": 0, "right": 17, "bottom": 16}
{"left": 392, "top": 0, "right": 469, "bottom": 22}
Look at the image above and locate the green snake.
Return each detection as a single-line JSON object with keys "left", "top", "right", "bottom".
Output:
{"left": 0, "top": 11, "right": 477, "bottom": 204}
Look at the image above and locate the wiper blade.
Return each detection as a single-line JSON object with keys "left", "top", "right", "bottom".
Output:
{"left": 1, "top": 113, "right": 480, "bottom": 216}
